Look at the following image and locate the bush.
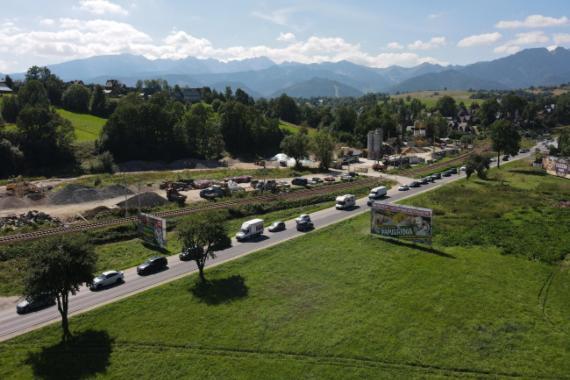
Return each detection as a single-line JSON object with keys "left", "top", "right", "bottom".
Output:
{"left": 81, "top": 151, "right": 117, "bottom": 174}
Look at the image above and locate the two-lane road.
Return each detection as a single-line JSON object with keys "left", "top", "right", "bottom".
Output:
{"left": 0, "top": 145, "right": 544, "bottom": 342}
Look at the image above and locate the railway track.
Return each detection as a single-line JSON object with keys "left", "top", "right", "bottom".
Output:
{"left": 0, "top": 178, "right": 379, "bottom": 246}
{"left": 397, "top": 151, "right": 473, "bottom": 178}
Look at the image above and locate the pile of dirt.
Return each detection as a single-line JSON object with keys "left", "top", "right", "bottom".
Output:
{"left": 50, "top": 184, "right": 133, "bottom": 205}
{"left": 81, "top": 206, "right": 113, "bottom": 220}
{"left": 116, "top": 192, "right": 168, "bottom": 209}
{"left": 0, "top": 196, "right": 28, "bottom": 210}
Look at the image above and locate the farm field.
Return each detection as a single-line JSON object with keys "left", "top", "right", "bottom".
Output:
{"left": 391, "top": 90, "right": 481, "bottom": 107}
{"left": 1, "top": 160, "right": 570, "bottom": 378}
{"left": 55, "top": 108, "right": 106, "bottom": 142}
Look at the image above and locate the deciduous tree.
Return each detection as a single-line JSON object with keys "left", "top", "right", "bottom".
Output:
{"left": 490, "top": 120, "right": 520, "bottom": 168}
{"left": 23, "top": 236, "right": 96, "bottom": 342}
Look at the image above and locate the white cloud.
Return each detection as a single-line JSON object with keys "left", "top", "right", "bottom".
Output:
{"left": 39, "top": 18, "right": 55, "bottom": 26}
{"left": 494, "top": 31, "right": 549, "bottom": 54}
{"left": 457, "top": 32, "right": 502, "bottom": 47}
{"left": 386, "top": 42, "right": 403, "bottom": 50}
{"left": 408, "top": 36, "right": 446, "bottom": 50}
{"left": 0, "top": 18, "right": 447, "bottom": 70}
{"left": 277, "top": 32, "right": 296, "bottom": 43}
{"left": 251, "top": 7, "right": 299, "bottom": 27}
{"left": 553, "top": 33, "right": 570, "bottom": 45}
{"left": 428, "top": 12, "right": 445, "bottom": 20}
{"left": 496, "top": 14, "right": 568, "bottom": 29}
{"left": 77, "top": 0, "right": 128, "bottom": 16}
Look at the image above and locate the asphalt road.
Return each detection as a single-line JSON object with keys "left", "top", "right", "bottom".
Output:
{"left": 0, "top": 144, "right": 544, "bottom": 342}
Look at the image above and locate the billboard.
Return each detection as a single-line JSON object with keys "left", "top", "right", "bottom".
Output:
{"left": 543, "top": 156, "right": 570, "bottom": 179}
{"left": 371, "top": 203, "right": 432, "bottom": 244}
{"left": 137, "top": 213, "right": 167, "bottom": 248}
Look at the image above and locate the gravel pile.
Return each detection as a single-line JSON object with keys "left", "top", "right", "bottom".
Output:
{"left": 50, "top": 184, "right": 133, "bottom": 205}
{"left": 116, "top": 192, "right": 168, "bottom": 209}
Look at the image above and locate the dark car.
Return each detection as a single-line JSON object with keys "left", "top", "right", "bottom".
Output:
{"left": 179, "top": 247, "right": 204, "bottom": 261}
{"left": 296, "top": 214, "right": 314, "bottom": 232}
{"left": 442, "top": 170, "right": 452, "bottom": 177}
{"left": 199, "top": 186, "right": 225, "bottom": 200}
{"left": 503, "top": 155, "right": 510, "bottom": 161}
{"left": 16, "top": 294, "right": 55, "bottom": 314}
{"left": 449, "top": 167, "right": 458, "bottom": 174}
{"left": 137, "top": 256, "right": 168, "bottom": 275}
{"left": 409, "top": 181, "right": 421, "bottom": 188}
{"left": 268, "top": 221, "right": 286, "bottom": 232}
{"left": 291, "top": 177, "right": 308, "bottom": 187}
{"left": 420, "top": 177, "right": 430, "bottom": 185}
{"left": 431, "top": 172, "right": 441, "bottom": 180}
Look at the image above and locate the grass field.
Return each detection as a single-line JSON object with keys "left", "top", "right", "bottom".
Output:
{"left": 1, "top": 159, "right": 570, "bottom": 378}
{"left": 55, "top": 108, "right": 106, "bottom": 142}
{"left": 391, "top": 90, "right": 481, "bottom": 108}
{"left": 279, "top": 120, "right": 318, "bottom": 137}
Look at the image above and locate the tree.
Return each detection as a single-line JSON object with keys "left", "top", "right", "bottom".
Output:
{"left": 275, "top": 94, "right": 300, "bottom": 124}
{"left": 177, "top": 213, "right": 231, "bottom": 282}
{"left": 17, "top": 106, "right": 75, "bottom": 170}
{"left": 62, "top": 84, "right": 91, "bottom": 113}
{"left": 23, "top": 236, "right": 96, "bottom": 342}
{"left": 90, "top": 85, "right": 109, "bottom": 117}
{"left": 1, "top": 95, "right": 20, "bottom": 123}
{"left": 4, "top": 75, "right": 14, "bottom": 89}
{"left": 280, "top": 128, "right": 310, "bottom": 169}
{"left": 490, "top": 120, "right": 520, "bottom": 168}
{"left": 312, "top": 130, "right": 336, "bottom": 170}
{"left": 435, "top": 96, "right": 457, "bottom": 117}
{"left": 557, "top": 129, "right": 570, "bottom": 156}
{"left": 478, "top": 98, "right": 500, "bottom": 127}
{"left": 25, "top": 66, "right": 64, "bottom": 105}
{"left": 18, "top": 80, "right": 49, "bottom": 109}
{"left": 0, "top": 138, "right": 23, "bottom": 177}
{"left": 465, "top": 154, "right": 491, "bottom": 180}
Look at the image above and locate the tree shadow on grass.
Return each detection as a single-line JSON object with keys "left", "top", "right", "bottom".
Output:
{"left": 26, "top": 330, "right": 113, "bottom": 380}
{"left": 507, "top": 169, "right": 546, "bottom": 177}
{"left": 379, "top": 237, "right": 455, "bottom": 259}
{"left": 190, "top": 275, "right": 249, "bottom": 305}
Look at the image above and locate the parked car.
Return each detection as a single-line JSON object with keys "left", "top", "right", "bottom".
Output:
{"left": 398, "top": 185, "right": 410, "bottom": 191}
{"left": 137, "top": 256, "right": 168, "bottom": 275}
{"left": 519, "top": 148, "right": 530, "bottom": 153}
{"left": 420, "top": 177, "right": 430, "bottom": 185}
{"left": 442, "top": 170, "right": 452, "bottom": 177}
{"left": 431, "top": 173, "right": 441, "bottom": 180}
{"left": 16, "top": 294, "right": 55, "bottom": 314}
{"left": 268, "top": 221, "right": 286, "bottom": 232}
{"left": 199, "top": 185, "right": 225, "bottom": 200}
{"left": 179, "top": 246, "right": 204, "bottom": 261}
{"left": 291, "top": 177, "right": 308, "bottom": 187}
{"left": 323, "top": 176, "right": 336, "bottom": 182}
{"left": 341, "top": 156, "right": 359, "bottom": 165}
{"left": 296, "top": 214, "right": 314, "bottom": 231}
{"left": 340, "top": 174, "right": 354, "bottom": 182}
{"left": 449, "top": 167, "right": 458, "bottom": 174}
{"left": 90, "top": 270, "right": 124, "bottom": 290}
{"left": 312, "top": 177, "right": 323, "bottom": 183}
{"left": 460, "top": 166, "right": 467, "bottom": 172}
{"left": 503, "top": 155, "right": 510, "bottom": 161}
{"left": 409, "top": 181, "right": 421, "bottom": 188}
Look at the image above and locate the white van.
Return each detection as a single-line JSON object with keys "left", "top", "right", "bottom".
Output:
{"left": 236, "top": 219, "right": 264, "bottom": 241}
{"left": 336, "top": 194, "right": 356, "bottom": 210}
{"left": 367, "top": 186, "right": 387, "bottom": 206}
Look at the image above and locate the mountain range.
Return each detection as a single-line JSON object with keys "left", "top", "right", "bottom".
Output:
{"left": 6, "top": 47, "right": 570, "bottom": 98}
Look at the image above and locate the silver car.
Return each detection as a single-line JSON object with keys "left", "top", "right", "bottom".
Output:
{"left": 90, "top": 270, "right": 124, "bottom": 290}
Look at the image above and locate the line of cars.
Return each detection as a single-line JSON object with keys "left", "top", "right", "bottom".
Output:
{"left": 398, "top": 167, "right": 460, "bottom": 191}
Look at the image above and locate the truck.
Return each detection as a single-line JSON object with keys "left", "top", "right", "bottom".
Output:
{"left": 236, "top": 219, "right": 264, "bottom": 241}
{"left": 366, "top": 186, "right": 387, "bottom": 206}
{"left": 336, "top": 194, "right": 356, "bottom": 210}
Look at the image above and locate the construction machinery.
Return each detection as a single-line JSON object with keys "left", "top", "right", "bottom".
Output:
{"left": 165, "top": 186, "right": 187, "bottom": 205}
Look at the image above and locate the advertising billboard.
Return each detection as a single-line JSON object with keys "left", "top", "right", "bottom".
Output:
{"left": 371, "top": 203, "right": 432, "bottom": 244}
{"left": 137, "top": 213, "right": 167, "bottom": 248}
{"left": 543, "top": 156, "right": 570, "bottom": 179}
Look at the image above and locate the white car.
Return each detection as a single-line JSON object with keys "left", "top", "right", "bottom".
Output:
{"left": 398, "top": 185, "right": 410, "bottom": 191}
{"left": 90, "top": 270, "right": 124, "bottom": 290}
{"left": 296, "top": 214, "right": 312, "bottom": 224}
{"left": 460, "top": 166, "right": 466, "bottom": 172}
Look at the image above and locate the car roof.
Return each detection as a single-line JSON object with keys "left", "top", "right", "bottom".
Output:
{"left": 101, "top": 270, "right": 117, "bottom": 276}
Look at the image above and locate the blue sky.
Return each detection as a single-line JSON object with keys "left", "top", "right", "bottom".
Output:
{"left": 1, "top": 0, "right": 570, "bottom": 72}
